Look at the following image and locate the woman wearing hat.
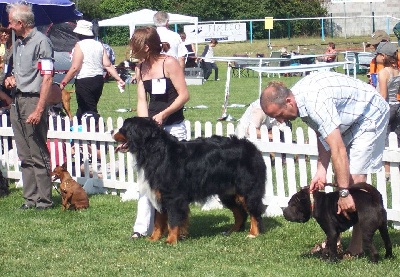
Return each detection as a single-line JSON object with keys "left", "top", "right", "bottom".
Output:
{"left": 368, "top": 30, "right": 400, "bottom": 86}
{"left": 375, "top": 41, "right": 400, "bottom": 178}
{"left": 59, "top": 20, "right": 125, "bottom": 122}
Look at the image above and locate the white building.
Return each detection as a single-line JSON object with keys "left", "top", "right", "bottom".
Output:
{"left": 324, "top": 0, "right": 400, "bottom": 37}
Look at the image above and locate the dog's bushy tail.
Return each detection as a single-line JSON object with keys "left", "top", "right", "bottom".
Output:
{"left": 350, "top": 182, "right": 383, "bottom": 204}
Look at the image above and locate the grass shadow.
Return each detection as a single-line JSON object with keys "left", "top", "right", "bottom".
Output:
{"left": 187, "top": 211, "right": 282, "bottom": 239}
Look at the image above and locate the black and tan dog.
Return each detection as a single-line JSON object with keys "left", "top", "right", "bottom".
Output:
{"left": 51, "top": 164, "right": 89, "bottom": 211}
{"left": 283, "top": 182, "right": 392, "bottom": 262}
{"left": 114, "top": 117, "right": 266, "bottom": 244}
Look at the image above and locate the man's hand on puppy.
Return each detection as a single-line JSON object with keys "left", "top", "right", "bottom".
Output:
{"left": 337, "top": 194, "right": 356, "bottom": 220}
{"left": 309, "top": 178, "right": 326, "bottom": 192}
{"left": 309, "top": 174, "right": 356, "bottom": 220}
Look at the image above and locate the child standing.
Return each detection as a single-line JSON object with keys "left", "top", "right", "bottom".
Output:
{"left": 200, "top": 38, "right": 219, "bottom": 81}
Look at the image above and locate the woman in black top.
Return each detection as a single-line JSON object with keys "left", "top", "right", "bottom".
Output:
{"left": 128, "top": 26, "right": 190, "bottom": 239}
{"left": 131, "top": 26, "right": 189, "bottom": 128}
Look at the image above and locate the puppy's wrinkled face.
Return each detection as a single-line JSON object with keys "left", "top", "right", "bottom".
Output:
{"left": 283, "top": 188, "right": 311, "bottom": 223}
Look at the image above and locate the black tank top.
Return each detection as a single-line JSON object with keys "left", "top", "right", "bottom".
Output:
{"left": 140, "top": 58, "right": 184, "bottom": 126}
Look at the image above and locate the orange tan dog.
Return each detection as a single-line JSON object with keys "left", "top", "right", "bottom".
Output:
{"left": 47, "top": 83, "right": 73, "bottom": 120}
{"left": 52, "top": 163, "right": 89, "bottom": 210}
{"left": 61, "top": 88, "right": 73, "bottom": 120}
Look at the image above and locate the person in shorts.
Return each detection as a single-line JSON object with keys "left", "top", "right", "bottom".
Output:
{"left": 260, "top": 71, "right": 389, "bottom": 258}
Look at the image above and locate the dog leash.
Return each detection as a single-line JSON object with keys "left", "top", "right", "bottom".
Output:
{"left": 309, "top": 192, "right": 314, "bottom": 217}
{"left": 52, "top": 182, "right": 61, "bottom": 195}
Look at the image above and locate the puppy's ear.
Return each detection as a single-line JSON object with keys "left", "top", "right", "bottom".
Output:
{"left": 61, "top": 162, "right": 67, "bottom": 170}
{"left": 300, "top": 186, "right": 310, "bottom": 193}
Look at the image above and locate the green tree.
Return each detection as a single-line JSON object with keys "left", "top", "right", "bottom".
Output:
{"left": 73, "top": 0, "right": 327, "bottom": 45}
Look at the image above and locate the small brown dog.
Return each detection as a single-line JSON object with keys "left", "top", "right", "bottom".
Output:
{"left": 52, "top": 163, "right": 89, "bottom": 210}
{"left": 46, "top": 84, "right": 73, "bottom": 120}
{"left": 61, "top": 88, "right": 73, "bottom": 120}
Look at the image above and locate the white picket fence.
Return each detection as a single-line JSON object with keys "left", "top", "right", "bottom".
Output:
{"left": 1, "top": 114, "right": 400, "bottom": 227}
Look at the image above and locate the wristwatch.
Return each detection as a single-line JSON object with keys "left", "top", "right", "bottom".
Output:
{"left": 339, "top": 188, "right": 350, "bottom": 198}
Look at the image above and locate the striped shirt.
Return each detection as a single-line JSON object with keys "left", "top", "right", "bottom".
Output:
{"left": 292, "top": 72, "right": 389, "bottom": 149}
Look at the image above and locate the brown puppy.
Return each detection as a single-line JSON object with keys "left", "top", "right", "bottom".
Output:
{"left": 283, "top": 183, "right": 392, "bottom": 263}
{"left": 52, "top": 164, "right": 89, "bottom": 210}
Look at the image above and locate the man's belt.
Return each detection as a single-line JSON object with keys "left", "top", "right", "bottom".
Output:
{"left": 14, "top": 89, "right": 39, "bottom": 97}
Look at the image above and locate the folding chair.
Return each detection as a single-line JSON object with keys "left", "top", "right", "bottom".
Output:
{"left": 268, "top": 51, "right": 283, "bottom": 78}
{"left": 231, "top": 54, "right": 249, "bottom": 78}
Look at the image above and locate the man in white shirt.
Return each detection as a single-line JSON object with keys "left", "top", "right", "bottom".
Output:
{"left": 153, "top": 11, "right": 187, "bottom": 68}
{"left": 260, "top": 72, "right": 389, "bottom": 258}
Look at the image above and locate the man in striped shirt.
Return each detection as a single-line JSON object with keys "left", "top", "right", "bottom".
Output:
{"left": 260, "top": 71, "right": 389, "bottom": 257}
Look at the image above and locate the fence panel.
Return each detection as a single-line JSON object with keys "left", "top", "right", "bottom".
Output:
{"left": 1, "top": 115, "right": 400, "bottom": 226}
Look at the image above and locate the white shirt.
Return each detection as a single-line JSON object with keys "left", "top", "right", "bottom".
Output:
{"left": 203, "top": 45, "right": 215, "bottom": 63}
{"left": 156, "top": 27, "right": 187, "bottom": 58}
{"left": 75, "top": 39, "right": 104, "bottom": 79}
{"left": 235, "top": 100, "right": 285, "bottom": 137}
{"left": 292, "top": 71, "right": 389, "bottom": 149}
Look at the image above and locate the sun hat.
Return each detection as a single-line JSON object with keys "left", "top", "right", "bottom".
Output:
{"left": 73, "top": 20, "right": 94, "bottom": 37}
{"left": 374, "top": 41, "right": 398, "bottom": 57}
{"left": 366, "top": 30, "right": 390, "bottom": 46}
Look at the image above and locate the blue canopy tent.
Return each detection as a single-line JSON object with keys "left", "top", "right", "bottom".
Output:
{"left": 0, "top": 1, "right": 82, "bottom": 83}
{"left": 0, "top": 0, "right": 82, "bottom": 27}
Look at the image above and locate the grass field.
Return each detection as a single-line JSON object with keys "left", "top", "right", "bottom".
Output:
{"left": 1, "top": 37, "right": 399, "bottom": 276}
{"left": 1, "top": 187, "right": 399, "bottom": 277}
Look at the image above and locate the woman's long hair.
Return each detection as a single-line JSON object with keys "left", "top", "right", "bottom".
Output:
{"left": 383, "top": 51, "right": 399, "bottom": 68}
{"left": 130, "top": 27, "right": 168, "bottom": 66}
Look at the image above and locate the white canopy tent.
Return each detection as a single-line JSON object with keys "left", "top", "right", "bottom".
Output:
{"left": 98, "top": 8, "right": 198, "bottom": 39}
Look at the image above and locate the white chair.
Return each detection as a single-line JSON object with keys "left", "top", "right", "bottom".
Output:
{"left": 268, "top": 51, "right": 283, "bottom": 78}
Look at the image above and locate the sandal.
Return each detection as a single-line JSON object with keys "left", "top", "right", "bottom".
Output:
{"left": 130, "top": 232, "right": 145, "bottom": 239}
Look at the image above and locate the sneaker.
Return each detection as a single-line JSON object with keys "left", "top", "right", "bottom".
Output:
{"left": 19, "top": 204, "right": 34, "bottom": 210}
{"left": 129, "top": 232, "right": 145, "bottom": 239}
{"left": 216, "top": 78, "right": 220, "bottom": 81}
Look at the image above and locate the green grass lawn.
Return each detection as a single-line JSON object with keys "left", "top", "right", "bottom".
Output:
{"left": 1, "top": 186, "right": 399, "bottom": 277}
{"left": 1, "top": 38, "right": 399, "bottom": 276}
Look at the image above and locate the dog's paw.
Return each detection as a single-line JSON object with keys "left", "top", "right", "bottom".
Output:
{"left": 384, "top": 252, "right": 394, "bottom": 259}
{"left": 319, "top": 252, "right": 340, "bottom": 263}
